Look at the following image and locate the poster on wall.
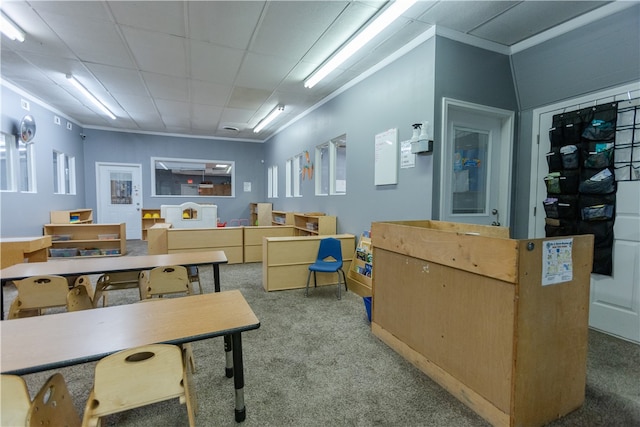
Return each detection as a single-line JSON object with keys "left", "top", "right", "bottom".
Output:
{"left": 400, "top": 140, "right": 415, "bottom": 168}
{"left": 542, "top": 238, "right": 573, "bottom": 286}
{"left": 375, "top": 128, "right": 398, "bottom": 185}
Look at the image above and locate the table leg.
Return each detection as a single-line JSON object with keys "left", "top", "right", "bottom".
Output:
{"left": 213, "top": 264, "right": 221, "bottom": 293}
{"left": 231, "top": 332, "right": 247, "bottom": 422}
{"left": 225, "top": 335, "right": 233, "bottom": 378}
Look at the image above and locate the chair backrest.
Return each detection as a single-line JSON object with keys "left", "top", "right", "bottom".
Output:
{"left": 14, "top": 275, "right": 69, "bottom": 310}
{"left": 67, "top": 285, "right": 94, "bottom": 312}
{"left": 85, "top": 344, "right": 188, "bottom": 418}
{"left": 139, "top": 265, "right": 191, "bottom": 299}
{"left": 73, "top": 275, "right": 94, "bottom": 299}
{"left": 94, "top": 271, "right": 140, "bottom": 307}
{"left": 317, "top": 238, "right": 343, "bottom": 263}
{"left": 1, "top": 374, "right": 31, "bottom": 426}
{"left": 27, "top": 373, "right": 81, "bottom": 427}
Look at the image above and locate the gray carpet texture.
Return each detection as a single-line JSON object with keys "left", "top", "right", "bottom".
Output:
{"left": 2, "top": 240, "right": 639, "bottom": 426}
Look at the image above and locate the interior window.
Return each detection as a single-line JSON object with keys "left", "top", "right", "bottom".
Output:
{"left": 152, "top": 157, "right": 234, "bottom": 197}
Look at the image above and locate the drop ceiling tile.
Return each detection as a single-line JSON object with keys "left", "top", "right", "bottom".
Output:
{"left": 142, "top": 72, "right": 188, "bottom": 102}
{"left": 191, "top": 104, "right": 223, "bottom": 129}
{"left": 108, "top": 1, "right": 186, "bottom": 37}
{"left": 235, "top": 52, "right": 298, "bottom": 91}
{"left": 111, "top": 93, "right": 157, "bottom": 114}
{"left": 122, "top": 27, "right": 187, "bottom": 77}
{"left": 299, "top": 1, "right": 377, "bottom": 65}
{"left": 250, "top": 1, "right": 350, "bottom": 59}
{"left": 27, "top": 1, "right": 111, "bottom": 21}
{"left": 85, "top": 64, "right": 147, "bottom": 97}
{"left": 188, "top": 1, "right": 264, "bottom": 49}
{"left": 220, "top": 107, "right": 255, "bottom": 124}
{"left": 40, "top": 12, "right": 134, "bottom": 68}
{"left": 416, "top": 1, "right": 519, "bottom": 32}
{"left": 155, "top": 99, "right": 190, "bottom": 119}
{"left": 227, "top": 86, "right": 272, "bottom": 110}
{"left": 189, "top": 40, "right": 245, "bottom": 84}
{"left": 190, "top": 80, "right": 233, "bottom": 107}
{"left": 470, "top": 1, "right": 609, "bottom": 46}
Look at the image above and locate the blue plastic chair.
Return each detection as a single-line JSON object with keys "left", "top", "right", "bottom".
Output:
{"left": 305, "top": 238, "right": 348, "bottom": 300}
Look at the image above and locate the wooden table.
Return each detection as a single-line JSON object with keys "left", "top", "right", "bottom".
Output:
{"left": 0, "top": 250, "right": 228, "bottom": 320}
{"left": 0, "top": 290, "right": 260, "bottom": 422}
{"left": 0, "top": 236, "right": 52, "bottom": 269}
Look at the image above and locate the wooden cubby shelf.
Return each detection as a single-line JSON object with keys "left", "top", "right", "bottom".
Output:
{"left": 141, "top": 209, "right": 165, "bottom": 241}
{"left": 250, "top": 203, "right": 272, "bottom": 226}
{"left": 43, "top": 223, "right": 126, "bottom": 258}
{"left": 49, "top": 209, "right": 93, "bottom": 224}
{"left": 271, "top": 210, "right": 295, "bottom": 226}
{"left": 293, "top": 213, "right": 336, "bottom": 236}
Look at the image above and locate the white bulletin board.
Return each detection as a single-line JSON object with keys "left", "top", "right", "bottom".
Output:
{"left": 374, "top": 128, "right": 398, "bottom": 185}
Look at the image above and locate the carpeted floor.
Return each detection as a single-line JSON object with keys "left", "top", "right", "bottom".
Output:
{"left": 2, "top": 240, "right": 639, "bottom": 426}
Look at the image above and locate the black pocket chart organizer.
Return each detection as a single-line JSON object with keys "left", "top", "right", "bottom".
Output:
{"left": 544, "top": 102, "right": 621, "bottom": 275}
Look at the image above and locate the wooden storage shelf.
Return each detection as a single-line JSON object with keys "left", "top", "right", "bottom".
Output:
{"left": 243, "top": 226, "right": 295, "bottom": 263}
{"left": 49, "top": 209, "right": 93, "bottom": 224}
{"left": 271, "top": 210, "right": 295, "bottom": 226}
{"left": 250, "top": 203, "right": 272, "bottom": 226}
{"left": 141, "top": 209, "right": 165, "bottom": 241}
{"left": 165, "top": 227, "right": 244, "bottom": 264}
{"left": 43, "top": 223, "right": 126, "bottom": 258}
{"left": 293, "top": 213, "right": 335, "bottom": 236}
{"left": 370, "top": 220, "right": 594, "bottom": 427}
{"left": 346, "top": 234, "right": 372, "bottom": 297}
{"left": 262, "top": 234, "right": 355, "bottom": 291}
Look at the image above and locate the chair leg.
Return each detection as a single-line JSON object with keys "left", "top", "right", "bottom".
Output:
{"left": 305, "top": 271, "right": 312, "bottom": 297}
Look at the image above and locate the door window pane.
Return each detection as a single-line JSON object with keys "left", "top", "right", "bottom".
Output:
{"left": 451, "top": 127, "right": 488, "bottom": 214}
{"left": 110, "top": 172, "right": 133, "bottom": 204}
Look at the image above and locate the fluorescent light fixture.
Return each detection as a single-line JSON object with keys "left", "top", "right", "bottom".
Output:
{"left": 253, "top": 105, "right": 284, "bottom": 133}
{"left": 66, "top": 74, "right": 116, "bottom": 120}
{"left": 0, "top": 11, "right": 25, "bottom": 42}
{"left": 304, "top": 0, "right": 416, "bottom": 88}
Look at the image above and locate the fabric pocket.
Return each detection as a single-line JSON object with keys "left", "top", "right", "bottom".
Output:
{"left": 578, "top": 220, "right": 614, "bottom": 248}
{"left": 582, "top": 141, "right": 614, "bottom": 169}
{"left": 581, "top": 204, "right": 614, "bottom": 221}
{"left": 546, "top": 172, "right": 579, "bottom": 194}
{"left": 560, "top": 145, "right": 580, "bottom": 169}
{"left": 544, "top": 195, "right": 579, "bottom": 220}
{"left": 579, "top": 169, "right": 615, "bottom": 194}
{"left": 545, "top": 220, "right": 577, "bottom": 237}
{"left": 545, "top": 148, "right": 563, "bottom": 172}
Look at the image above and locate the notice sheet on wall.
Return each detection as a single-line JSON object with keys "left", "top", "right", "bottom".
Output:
{"left": 400, "top": 140, "right": 415, "bottom": 168}
{"left": 542, "top": 238, "right": 573, "bottom": 286}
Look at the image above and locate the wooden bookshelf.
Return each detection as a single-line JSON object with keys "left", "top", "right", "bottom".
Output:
{"left": 49, "top": 209, "right": 93, "bottom": 224}
{"left": 141, "top": 209, "right": 165, "bottom": 240}
{"left": 250, "top": 203, "right": 272, "bottom": 226}
{"left": 43, "top": 223, "right": 126, "bottom": 257}
{"left": 293, "top": 213, "right": 335, "bottom": 236}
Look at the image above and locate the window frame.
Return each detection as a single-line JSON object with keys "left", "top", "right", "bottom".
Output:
{"left": 151, "top": 157, "right": 235, "bottom": 197}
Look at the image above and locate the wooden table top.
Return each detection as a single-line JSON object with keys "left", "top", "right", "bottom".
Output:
{"left": 0, "top": 250, "right": 228, "bottom": 280}
{"left": 0, "top": 290, "right": 259, "bottom": 375}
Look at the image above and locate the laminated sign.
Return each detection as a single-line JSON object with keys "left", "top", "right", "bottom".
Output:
{"left": 542, "top": 238, "right": 573, "bottom": 286}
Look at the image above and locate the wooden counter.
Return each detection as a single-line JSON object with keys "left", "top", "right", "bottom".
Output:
{"left": 262, "top": 234, "right": 355, "bottom": 291}
{"left": 370, "top": 220, "right": 594, "bottom": 427}
{"left": 0, "top": 236, "right": 52, "bottom": 269}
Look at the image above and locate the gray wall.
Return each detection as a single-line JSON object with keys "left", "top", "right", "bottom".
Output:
{"left": 432, "top": 36, "right": 518, "bottom": 230}
{"left": 264, "top": 39, "right": 436, "bottom": 236}
{"left": 510, "top": 4, "right": 640, "bottom": 238}
{"left": 82, "top": 129, "right": 265, "bottom": 223}
{"left": 1, "top": 85, "right": 86, "bottom": 236}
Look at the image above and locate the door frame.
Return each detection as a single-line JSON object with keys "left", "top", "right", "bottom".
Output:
{"left": 527, "top": 82, "right": 640, "bottom": 238}
{"left": 440, "top": 98, "right": 515, "bottom": 227}
{"left": 95, "top": 162, "right": 143, "bottom": 238}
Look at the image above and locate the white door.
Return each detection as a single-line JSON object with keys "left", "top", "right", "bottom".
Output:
{"left": 440, "top": 98, "right": 514, "bottom": 227}
{"left": 529, "top": 83, "right": 640, "bottom": 343}
{"left": 96, "top": 163, "right": 142, "bottom": 240}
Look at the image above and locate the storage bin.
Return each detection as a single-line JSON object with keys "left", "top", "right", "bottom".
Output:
{"left": 98, "top": 234, "right": 119, "bottom": 240}
{"left": 79, "top": 248, "right": 101, "bottom": 256}
{"left": 51, "top": 234, "right": 72, "bottom": 241}
{"left": 363, "top": 296, "right": 372, "bottom": 322}
{"left": 49, "top": 248, "right": 78, "bottom": 257}
{"left": 100, "top": 248, "right": 121, "bottom": 255}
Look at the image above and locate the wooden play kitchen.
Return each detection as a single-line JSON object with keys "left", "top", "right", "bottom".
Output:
{"left": 370, "top": 220, "right": 594, "bottom": 427}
